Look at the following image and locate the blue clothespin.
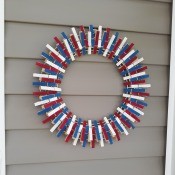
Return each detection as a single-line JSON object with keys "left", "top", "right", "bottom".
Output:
{"left": 93, "top": 120, "right": 101, "bottom": 141}
{"left": 82, "top": 126, "right": 89, "bottom": 147}
{"left": 73, "top": 118, "right": 82, "bottom": 138}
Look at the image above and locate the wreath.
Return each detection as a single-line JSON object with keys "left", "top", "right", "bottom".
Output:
{"left": 33, "top": 25, "right": 151, "bottom": 148}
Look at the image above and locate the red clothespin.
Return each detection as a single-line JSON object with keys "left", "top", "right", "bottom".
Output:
{"left": 125, "top": 56, "right": 137, "bottom": 67}
{"left": 65, "top": 122, "right": 77, "bottom": 142}
{"left": 59, "top": 112, "right": 72, "bottom": 130}
{"left": 110, "top": 121, "right": 120, "bottom": 141}
{"left": 33, "top": 91, "right": 57, "bottom": 96}
{"left": 119, "top": 43, "right": 134, "bottom": 58}
{"left": 80, "top": 25, "right": 88, "bottom": 48}
{"left": 70, "top": 34, "right": 81, "bottom": 57}
{"left": 50, "top": 52, "right": 67, "bottom": 69}
{"left": 125, "top": 110, "right": 140, "bottom": 123}
{"left": 103, "top": 28, "right": 111, "bottom": 49}
{"left": 42, "top": 98, "right": 63, "bottom": 109}
{"left": 93, "top": 31, "right": 99, "bottom": 54}
{"left": 54, "top": 37, "right": 70, "bottom": 58}
{"left": 40, "top": 78, "right": 61, "bottom": 84}
{"left": 90, "top": 127, "right": 96, "bottom": 148}
{"left": 42, "top": 109, "right": 63, "bottom": 124}
{"left": 123, "top": 79, "right": 146, "bottom": 87}
{"left": 131, "top": 92, "right": 150, "bottom": 97}
{"left": 99, "top": 120, "right": 109, "bottom": 142}
{"left": 80, "top": 121, "right": 87, "bottom": 142}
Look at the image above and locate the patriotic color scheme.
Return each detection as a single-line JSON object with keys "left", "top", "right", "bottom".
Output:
{"left": 33, "top": 25, "right": 151, "bottom": 148}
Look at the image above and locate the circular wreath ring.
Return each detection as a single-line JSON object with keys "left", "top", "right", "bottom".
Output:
{"left": 33, "top": 25, "right": 151, "bottom": 148}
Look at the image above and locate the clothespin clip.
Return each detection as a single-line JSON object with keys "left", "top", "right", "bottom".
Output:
{"left": 80, "top": 121, "right": 87, "bottom": 142}
{"left": 99, "top": 120, "right": 109, "bottom": 142}
{"left": 98, "top": 26, "right": 102, "bottom": 48}
{"left": 88, "top": 31, "right": 92, "bottom": 54}
{"left": 66, "top": 115, "right": 77, "bottom": 135}
{"left": 123, "top": 72, "right": 146, "bottom": 81}
{"left": 71, "top": 27, "right": 83, "bottom": 50}
{"left": 103, "top": 33, "right": 118, "bottom": 57}
{"left": 98, "top": 125, "right": 104, "bottom": 147}
{"left": 93, "top": 120, "right": 101, "bottom": 141}
{"left": 123, "top": 93, "right": 145, "bottom": 101}
{"left": 90, "top": 127, "right": 96, "bottom": 148}
{"left": 79, "top": 25, "right": 88, "bottom": 48}
{"left": 70, "top": 34, "right": 82, "bottom": 57}
{"left": 65, "top": 117, "right": 77, "bottom": 142}
{"left": 82, "top": 125, "right": 89, "bottom": 147}
{"left": 89, "top": 25, "right": 95, "bottom": 48}
{"left": 47, "top": 103, "right": 66, "bottom": 117}
{"left": 46, "top": 44, "right": 66, "bottom": 62}
{"left": 117, "top": 107, "right": 135, "bottom": 123}
{"left": 73, "top": 124, "right": 83, "bottom": 146}
{"left": 79, "top": 31, "right": 87, "bottom": 55}
{"left": 103, "top": 124, "right": 113, "bottom": 144}
{"left": 126, "top": 103, "right": 144, "bottom": 116}
{"left": 114, "top": 37, "right": 127, "bottom": 56}
{"left": 50, "top": 112, "right": 69, "bottom": 132}
{"left": 88, "top": 120, "right": 93, "bottom": 142}
{"left": 115, "top": 117, "right": 129, "bottom": 135}
{"left": 103, "top": 28, "right": 111, "bottom": 49}
{"left": 116, "top": 50, "right": 135, "bottom": 67}
{"left": 54, "top": 36, "right": 70, "bottom": 59}
{"left": 63, "top": 39, "right": 75, "bottom": 61}
{"left": 108, "top": 38, "right": 122, "bottom": 59}
{"left": 103, "top": 117, "right": 116, "bottom": 137}
{"left": 93, "top": 30, "right": 99, "bottom": 54}
{"left": 40, "top": 86, "right": 62, "bottom": 92}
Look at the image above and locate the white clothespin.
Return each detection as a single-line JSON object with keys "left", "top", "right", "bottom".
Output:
{"left": 103, "top": 35, "right": 116, "bottom": 57}
{"left": 66, "top": 115, "right": 76, "bottom": 135}
{"left": 73, "top": 124, "right": 83, "bottom": 146}
{"left": 98, "top": 26, "right": 102, "bottom": 48}
{"left": 88, "top": 31, "right": 92, "bottom": 54}
{"left": 115, "top": 37, "right": 127, "bottom": 56}
{"left": 116, "top": 50, "right": 135, "bottom": 67}
{"left": 103, "top": 117, "right": 116, "bottom": 137}
{"left": 127, "top": 103, "right": 144, "bottom": 116}
{"left": 127, "top": 57, "right": 144, "bottom": 70}
{"left": 71, "top": 27, "right": 83, "bottom": 50}
{"left": 117, "top": 107, "right": 135, "bottom": 123}
{"left": 130, "top": 84, "right": 151, "bottom": 88}
{"left": 123, "top": 93, "right": 145, "bottom": 101}
{"left": 98, "top": 125, "right": 104, "bottom": 147}
{"left": 123, "top": 72, "right": 146, "bottom": 81}
{"left": 33, "top": 73, "right": 57, "bottom": 79}
{"left": 34, "top": 96, "right": 58, "bottom": 107}
{"left": 45, "top": 60, "right": 65, "bottom": 73}
{"left": 50, "top": 113, "right": 67, "bottom": 132}
{"left": 88, "top": 120, "right": 93, "bottom": 142}
{"left": 63, "top": 39, "right": 75, "bottom": 61}
{"left": 47, "top": 103, "right": 66, "bottom": 117}
{"left": 40, "top": 86, "right": 62, "bottom": 92}
{"left": 46, "top": 44, "right": 65, "bottom": 61}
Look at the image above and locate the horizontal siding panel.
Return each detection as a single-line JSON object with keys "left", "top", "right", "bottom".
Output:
{"left": 5, "top": 58, "right": 169, "bottom": 96}
{"left": 6, "top": 127, "right": 165, "bottom": 165}
{"left": 5, "top": 0, "right": 171, "bottom": 34}
{"left": 7, "top": 157, "right": 164, "bottom": 175}
{"left": 5, "top": 22, "right": 170, "bottom": 66}
{"left": 5, "top": 95, "right": 167, "bottom": 130}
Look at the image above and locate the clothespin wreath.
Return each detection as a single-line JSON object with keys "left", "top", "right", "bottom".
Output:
{"left": 33, "top": 25, "right": 151, "bottom": 148}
